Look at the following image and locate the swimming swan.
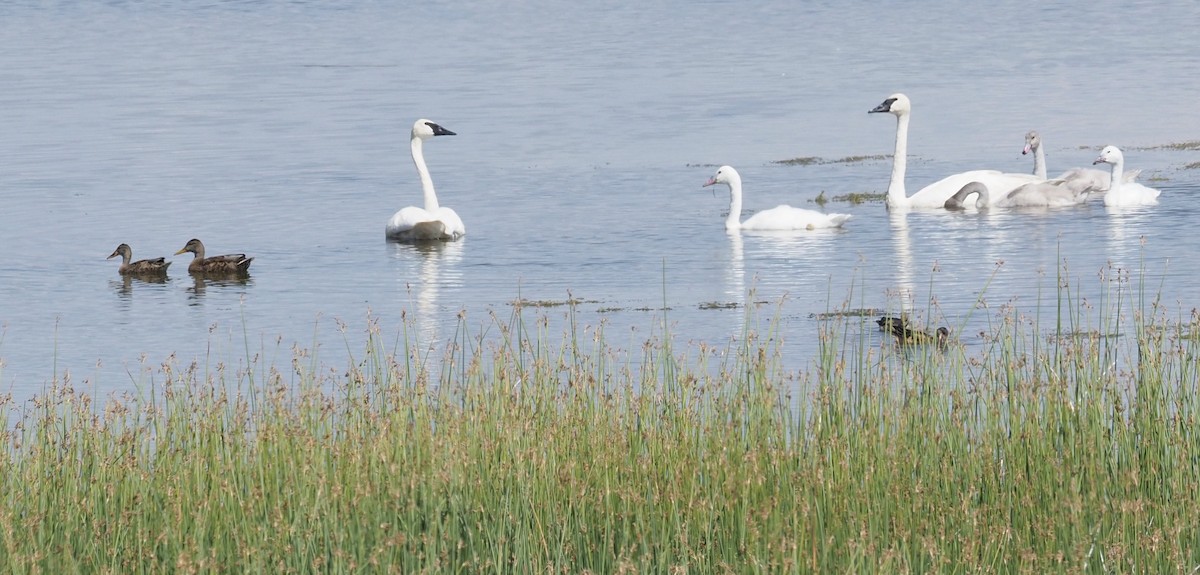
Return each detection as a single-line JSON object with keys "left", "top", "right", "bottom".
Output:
{"left": 869, "top": 93, "right": 1039, "bottom": 209}
{"left": 1093, "top": 146, "right": 1160, "bottom": 206}
{"left": 386, "top": 119, "right": 464, "bottom": 242}
{"left": 944, "top": 180, "right": 1090, "bottom": 210}
{"left": 1023, "top": 130, "right": 1139, "bottom": 195}
{"left": 702, "top": 166, "right": 851, "bottom": 231}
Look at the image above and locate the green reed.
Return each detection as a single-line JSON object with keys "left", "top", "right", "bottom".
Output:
{"left": 2, "top": 261, "right": 1200, "bottom": 573}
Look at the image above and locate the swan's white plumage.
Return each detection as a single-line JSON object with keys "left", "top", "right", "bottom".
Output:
{"left": 388, "top": 207, "right": 464, "bottom": 240}
{"left": 1093, "top": 145, "right": 1160, "bottom": 207}
{"left": 386, "top": 119, "right": 465, "bottom": 242}
{"left": 870, "top": 93, "right": 1040, "bottom": 209}
{"left": 703, "top": 166, "right": 851, "bottom": 231}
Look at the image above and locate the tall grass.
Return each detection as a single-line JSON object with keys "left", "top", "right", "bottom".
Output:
{"left": 2, "top": 262, "right": 1200, "bottom": 573}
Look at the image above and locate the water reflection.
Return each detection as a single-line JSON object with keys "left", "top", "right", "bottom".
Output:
{"left": 1105, "top": 204, "right": 1155, "bottom": 263}
{"left": 733, "top": 227, "right": 848, "bottom": 321}
{"left": 186, "top": 274, "right": 254, "bottom": 303}
{"left": 388, "top": 240, "right": 464, "bottom": 346}
{"left": 722, "top": 230, "right": 746, "bottom": 334}
{"left": 110, "top": 274, "right": 169, "bottom": 299}
{"left": 888, "top": 211, "right": 915, "bottom": 299}
{"left": 725, "top": 231, "right": 744, "bottom": 304}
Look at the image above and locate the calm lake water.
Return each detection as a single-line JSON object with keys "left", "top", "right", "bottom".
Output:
{"left": 2, "top": 1, "right": 1199, "bottom": 404}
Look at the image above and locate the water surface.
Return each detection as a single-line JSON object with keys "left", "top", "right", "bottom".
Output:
{"left": 2, "top": 1, "right": 1199, "bottom": 403}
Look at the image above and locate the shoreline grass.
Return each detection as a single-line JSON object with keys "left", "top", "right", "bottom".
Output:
{"left": 3, "top": 265, "right": 1200, "bottom": 572}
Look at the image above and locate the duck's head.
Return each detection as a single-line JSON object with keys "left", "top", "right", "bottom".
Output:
{"left": 1023, "top": 131, "right": 1040, "bottom": 155}
{"left": 703, "top": 165, "right": 739, "bottom": 188}
{"left": 175, "top": 238, "right": 204, "bottom": 256}
{"left": 412, "top": 119, "right": 456, "bottom": 141}
{"left": 869, "top": 93, "right": 911, "bottom": 117}
{"left": 107, "top": 243, "right": 131, "bottom": 260}
{"left": 1093, "top": 145, "right": 1123, "bottom": 166}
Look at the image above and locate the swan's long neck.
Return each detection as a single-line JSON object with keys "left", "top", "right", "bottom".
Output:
{"left": 974, "top": 186, "right": 990, "bottom": 209}
{"left": 947, "top": 183, "right": 989, "bottom": 209}
{"left": 887, "top": 113, "right": 910, "bottom": 207}
{"left": 1033, "top": 144, "right": 1047, "bottom": 179}
{"left": 1106, "top": 157, "right": 1125, "bottom": 202}
{"left": 725, "top": 174, "right": 744, "bottom": 231}
{"left": 411, "top": 136, "right": 439, "bottom": 212}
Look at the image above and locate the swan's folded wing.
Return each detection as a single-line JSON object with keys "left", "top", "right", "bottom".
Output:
{"left": 741, "top": 205, "right": 851, "bottom": 230}
{"left": 430, "top": 207, "right": 466, "bottom": 238}
{"left": 1052, "top": 167, "right": 1110, "bottom": 194}
{"left": 388, "top": 206, "right": 434, "bottom": 233}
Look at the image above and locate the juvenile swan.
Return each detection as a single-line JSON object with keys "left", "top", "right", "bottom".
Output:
{"left": 869, "top": 93, "right": 1039, "bottom": 209}
{"left": 702, "top": 166, "right": 851, "bottom": 231}
{"left": 944, "top": 180, "right": 1090, "bottom": 210}
{"left": 386, "top": 119, "right": 464, "bottom": 242}
{"left": 1093, "top": 146, "right": 1160, "bottom": 207}
{"left": 1023, "top": 130, "right": 1139, "bottom": 195}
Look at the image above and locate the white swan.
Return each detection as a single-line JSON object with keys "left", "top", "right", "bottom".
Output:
{"left": 1023, "top": 130, "right": 1140, "bottom": 196}
{"left": 702, "top": 166, "right": 851, "bottom": 231}
{"left": 1093, "top": 146, "right": 1160, "bottom": 206}
{"left": 386, "top": 119, "right": 465, "bottom": 242}
{"left": 869, "top": 93, "right": 1040, "bottom": 209}
{"left": 944, "top": 180, "right": 1090, "bottom": 210}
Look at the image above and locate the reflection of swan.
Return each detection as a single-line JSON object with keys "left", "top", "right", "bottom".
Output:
{"left": 869, "top": 93, "right": 1039, "bottom": 209}
{"left": 944, "top": 180, "right": 1090, "bottom": 209}
{"left": 386, "top": 119, "right": 464, "bottom": 242}
{"left": 1093, "top": 146, "right": 1160, "bottom": 206}
{"left": 1023, "top": 130, "right": 1138, "bottom": 195}
{"left": 702, "top": 166, "right": 851, "bottom": 230}
{"left": 889, "top": 210, "right": 915, "bottom": 296}
{"left": 726, "top": 230, "right": 744, "bottom": 304}
{"left": 390, "top": 240, "right": 464, "bottom": 345}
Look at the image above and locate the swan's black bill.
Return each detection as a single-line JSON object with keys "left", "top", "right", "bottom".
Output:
{"left": 869, "top": 98, "right": 896, "bottom": 114}
{"left": 426, "top": 122, "right": 456, "bottom": 136}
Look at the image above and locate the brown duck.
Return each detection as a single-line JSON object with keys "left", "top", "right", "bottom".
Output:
{"left": 174, "top": 238, "right": 253, "bottom": 274}
{"left": 876, "top": 315, "right": 950, "bottom": 348}
{"left": 107, "top": 243, "right": 171, "bottom": 275}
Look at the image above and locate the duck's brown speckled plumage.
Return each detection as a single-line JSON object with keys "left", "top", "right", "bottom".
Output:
{"left": 876, "top": 316, "right": 950, "bottom": 348}
{"left": 174, "top": 238, "right": 253, "bottom": 274}
{"left": 108, "top": 243, "right": 171, "bottom": 275}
